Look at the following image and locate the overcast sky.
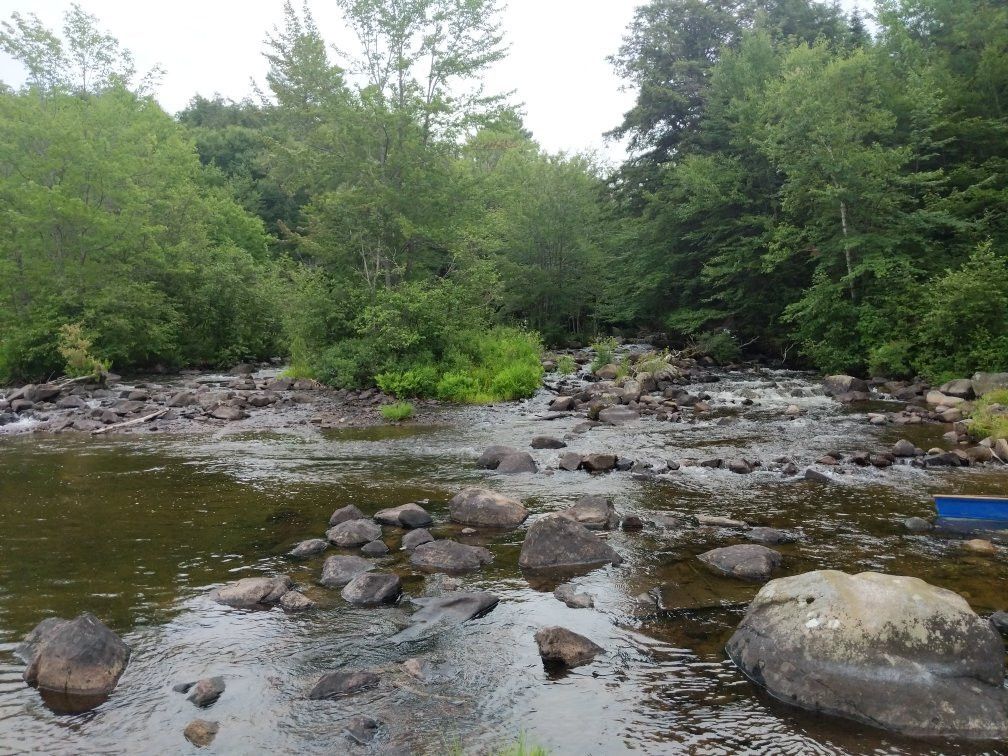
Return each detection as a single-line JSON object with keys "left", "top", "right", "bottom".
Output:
{"left": 0, "top": 0, "right": 868, "bottom": 165}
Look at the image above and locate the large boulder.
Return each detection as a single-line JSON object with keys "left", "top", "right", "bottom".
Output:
{"left": 972, "top": 371, "right": 1008, "bottom": 397}
{"left": 287, "top": 538, "right": 328, "bottom": 558}
{"left": 697, "top": 544, "right": 782, "bottom": 582}
{"left": 940, "top": 378, "right": 975, "bottom": 399}
{"left": 373, "top": 503, "right": 432, "bottom": 528}
{"left": 341, "top": 573, "right": 402, "bottom": 606}
{"left": 209, "top": 575, "right": 292, "bottom": 608}
{"left": 329, "top": 504, "right": 366, "bottom": 526}
{"left": 326, "top": 519, "right": 382, "bottom": 548}
{"left": 581, "top": 453, "right": 617, "bottom": 472}
{"left": 496, "top": 452, "right": 538, "bottom": 474}
{"left": 823, "top": 375, "right": 868, "bottom": 396}
{"left": 410, "top": 540, "right": 493, "bottom": 573}
{"left": 518, "top": 514, "right": 622, "bottom": 571}
{"left": 476, "top": 445, "right": 522, "bottom": 469}
{"left": 726, "top": 570, "right": 1008, "bottom": 738}
{"left": 449, "top": 488, "right": 528, "bottom": 528}
{"left": 535, "top": 626, "right": 603, "bottom": 668}
{"left": 19, "top": 613, "right": 130, "bottom": 708}
{"left": 559, "top": 495, "right": 619, "bottom": 530}
{"left": 307, "top": 671, "right": 379, "bottom": 700}
{"left": 597, "top": 406, "right": 639, "bottom": 426}
{"left": 319, "top": 555, "right": 373, "bottom": 588}
{"left": 530, "top": 436, "right": 566, "bottom": 449}
{"left": 389, "top": 591, "right": 500, "bottom": 643}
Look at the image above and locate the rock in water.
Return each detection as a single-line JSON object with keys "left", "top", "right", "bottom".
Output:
{"left": 518, "top": 515, "right": 622, "bottom": 571}
{"left": 20, "top": 613, "right": 130, "bottom": 709}
{"left": 319, "top": 555, "right": 373, "bottom": 588}
{"left": 559, "top": 494, "right": 619, "bottom": 530}
{"left": 307, "top": 671, "right": 379, "bottom": 700}
{"left": 449, "top": 488, "right": 528, "bottom": 528}
{"left": 341, "top": 573, "right": 402, "bottom": 606}
{"left": 389, "top": 592, "right": 499, "bottom": 643}
{"left": 287, "top": 538, "right": 328, "bottom": 558}
{"left": 476, "top": 445, "right": 522, "bottom": 469}
{"left": 410, "top": 540, "right": 493, "bottom": 573}
{"left": 401, "top": 528, "right": 434, "bottom": 551}
{"left": 496, "top": 452, "right": 538, "bottom": 474}
{"left": 187, "top": 677, "right": 225, "bottom": 707}
{"left": 530, "top": 436, "right": 566, "bottom": 449}
{"left": 534, "top": 626, "right": 603, "bottom": 667}
{"left": 344, "top": 715, "right": 379, "bottom": 745}
{"left": 209, "top": 575, "right": 293, "bottom": 608}
{"left": 184, "top": 719, "right": 220, "bottom": 748}
{"left": 726, "top": 570, "right": 1008, "bottom": 738}
{"left": 326, "top": 519, "right": 382, "bottom": 547}
{"left": 697, "top": 544, "right": 782, "bottom": 582}
{"left": 373, "top": 503, "right": 432, "bottom": 528}
{"left": 280, "top": 591, "right": 315, "bottom": 612}
{"left": 329, "top": 504, "right": 365, "bottom": 526}
{"left": 553, "top": 584, "right": 594, "bottom": 609}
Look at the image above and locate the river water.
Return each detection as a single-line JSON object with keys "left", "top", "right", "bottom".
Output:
{"left": 1, "top": 368, "right": 1006, "bottom": 754}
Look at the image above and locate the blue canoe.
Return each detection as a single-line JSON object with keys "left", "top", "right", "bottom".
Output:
{"left": 934, "top": 494, "right": 1008, "bottom": 521}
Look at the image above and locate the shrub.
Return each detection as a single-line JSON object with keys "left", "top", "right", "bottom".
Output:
{"left": 314, "top": 339, "right": 375, "bottom": 389}
{"left": 490, "top": 363, "right": 542, "bottom": 400}
{"left": 556, "top": 354, "right": 576, "bottom": 374}
{"left": 376, "top": 366, "right": 440, "bottom": 398}
{"left": 967, "top": 389, "right": 1008, "bottom": 440}
{"left": 695, "top": 329, "right": 741, "bottom": 364}
{"left": 867, "top": 340, "right": 913, "bottom": 378}
{"left": 590, "top": 336, "right": 618, "bottom": 371}
{"left": 58, "top": 322, "right": 111, "bottom": 378}
{"left": 379, "top": 402, "right": 414, "bottom": 422}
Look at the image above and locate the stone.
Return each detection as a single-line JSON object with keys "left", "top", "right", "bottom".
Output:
{"left": 496, "top": 452, "right": 538, "bottom": 474}
{"left": 410, "top": 540, "right": 493, "bottom": 573}
{"left": 187, "top": 677, "right": 225, "bottom": 708}
{"left": 595, "top": 363, "right": 619, "bottom": 380}
{"left": 307, "top": 671, "right": 379, "bottom": 700}
{"left": 971, "top": 371, "right": 1008, "bottom": 397}
{"left": 990, "top": 611, "right": 1008, "bottom": 635}
{"left": 553, "top": 584, "right": 594, "bottom": 608}
{"left": 549, "top": 396, "right": 576, "bottom": 412}
{"left": 939, "top": 408, "right": 963, "bottom": 423}
{"left": 534, "top": 626, "right": 603, "bottom": 668}
{"left": 695, "top": 515, "right": 747, "bottom": 528}
{"left": 518, "top": 514, "right": 622, "bottom": 571}
{"left": 288, "top": 538, "right": 328, "bottom": 558}
{"left": 341, "top": 573, "right": 402, "bottom": 606}
{"left": 401, "top": 529, "right": 434, "bottom": 551}
{"left": 280, "top": 591, "right": 315, "bottom": 612}
{"left": 329, "top": 504, "right": 366, "bottom": 526}
{"left": 804, "top": 468, "right": 833, "bottom": 484}
{"left": 965, "top": 446, "right": 994, "bottom": 463}
{"left": 477, "top": 445, "right": 523, "bottom": 469}
{"left": 621, "top": 515, "right": 644, "bottom": 531}
{"left": 389, "top": 591, "right": 500, "bottom": 643}
{"left": 530, "top": 436, "right": 566, "bottom": 449}
{"left": 360, "top": 540, "right": 389, "bottom": 556}
{"left": 558, "top": 452, "right": 582, "bottom": 471}
{"left": 319, "top": 556, "right": 373, "bottom": 588}
{"left": 344, "top": 715, "right": 379, "bottom": 745}
{"left": 940, "top": 378, "right": 975, "bottom": 399}
{"left": 581, "top": 453, "right": 617, "bottom": 472}
{"left": 559, "top": 495, "right": 619, "bottom": 530}
{"left": 727, "top": 458, "right": 754, "bottom": 474}
{"left": 697, "top": 544, "right": 782, "bottom": 582}
{"left": 963, "top": 539, "right": 997, "bottom": 555}
{"left": 184, "top": 719, "right": 219, "bottom": 748}
{"left": 785, "top": 404, "right": 801, "bottom": 416}
{"left": 402, "top": 657, "right": 454, "bottom": 684}
{"left": 926, "top": 451, "right": 969, "bottom": 467}
{"left": 20, "top": 613, "right": 130, "bottom": 705}
{"left": 746, "top": 527, "right": 791, "bottom": 545}
{"left": 373, "top": 503, "right": 432, "bottom": 528}
{"left": 823, "top": 375, "right": 869, "bottom": 396}
{"left": 449, "top": 487, "right": 527, "bottom": 528}
{"left": 903, "top": 516, "right": 932, "bottom": 533}
{"left": 597, "top": 406, "right": 639, "bottom": 425}
{"left": 995, "top": 438, "right": 1008, "bottom": 462}
{"left": 210, "top": 575, "right": 292, "bottom": 608}
{"left": 726, "top": 570, "right": 1008, "bottom": 738}
{"left": 209, "top": 405, "right": 245, "bottom": 421}
{"left": 326, "top": 519, "right": 382, "bottom": 548}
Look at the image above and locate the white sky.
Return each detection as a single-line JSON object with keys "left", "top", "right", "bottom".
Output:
{"left": 0, "top": 0, "right": 641, "bottom": 164}
{"left": 0, "top": 0, "right": 869, "bottom": 165}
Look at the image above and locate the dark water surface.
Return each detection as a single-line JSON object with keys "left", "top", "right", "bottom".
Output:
{"left": 1, "top": 370, "right": 1007, "bottom": 754}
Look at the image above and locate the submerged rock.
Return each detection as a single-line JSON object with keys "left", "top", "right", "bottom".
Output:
{"left": 20, "top": 613, "right": 130, "bottom": 708}
{"left": 726, "top": 570, "right": 1008, "bottom": 738}
{"left": 341, "top": 573, "right": 402, "bottom": 606}
{"left": 534, "top": 626, "right": 603, "bottom": 668}
{"left": 319, "top": 555, "right": 373, "bottom": 588}
{"left": 553, "top": 584, "right": 594, "bottom": 609}
{"left": 344, "top": 715, "right": 379, "bottom": 745}
{"left": 745, "top": 527, "right": 791, "bottom": 545}
{"left": 698, "top": 544, "right": 782, "bottom": 582}
{"left": 280, "top": 591, "right": 315, "bottom": 612}
{"left": 388, "top": 591, "right": 499, "bottom": 643}
{"left": 519, "top": 514, "right": 622, "bottom": 571}
{"left": 402, "top": 657, "right": 455, "bottom": 684}
{"left": 287, "top": 538, "right": 328, "bottom": 558}
{"left": 903, "top": 516, "right": 932, "bottom": 533}
{"left": 307, "top": 671, "right": 379, "bottom": 700}
{"left": 476, "top": 445, "right": 522, "bottom": 469}
{"left": 184, "top": 719, "right": 220, "bottom": 748}
{"left": 449, "top": 487, "right": 528, "bottom": 528}
{"left": 209, "top": 575, "right": 293, "bottom": 608}
{"left": 360, "top": 540, "right": 389, "bottom": 556}
{"left": 410, "top": 540, "right": 493, "bottom": 573}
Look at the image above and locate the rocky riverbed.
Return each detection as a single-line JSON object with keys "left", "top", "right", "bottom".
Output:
{"left": 2, "top": 355, "right": 1008, "bottom": 754}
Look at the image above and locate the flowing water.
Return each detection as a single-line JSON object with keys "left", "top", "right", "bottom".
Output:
{"left": 1, "top": 368, "right": 1007, "bottom": 755}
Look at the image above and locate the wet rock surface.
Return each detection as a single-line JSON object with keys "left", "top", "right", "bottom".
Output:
{"left": 319, "top": 555, "right": 373, "bottom": 588}
{"left": 519, "top": 515, "right": 622, "bottom": 571}
{"left": 209, "top": 576, "right": 293, "bottom": 608}
{"left": 697, "top": 544, "right": 782, "bottom": 582}
{"left": 410, "top": 540, "right": 493, "bottom": 573}
{"left": 184, "top": 719, "right": 219, "bottom": 747}
{"left": 341, "top": 573, "right": 402, "bottom": 606}
{"left": 534, "top": 626, "right": 604, "bottom": 668}
{"left": 449, "top": 487, "right": 528, "bottom": 528}
{"left": 389, "top": 592, "right": 500, "bottom": 643}
{"left": 307, "top": 671, "right": 380, "bottom": 700}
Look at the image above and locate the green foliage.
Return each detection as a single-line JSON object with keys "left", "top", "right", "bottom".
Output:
{"left": 867, "top": 340, "right": 913, "bottom": 378}
{"left": 590, "top": 336, "right": 618, "bottom": 372}
{"left": 379, "top": 402, "right": 414, "bottom": 422}
{"left": 376, "top": 366, "right": 440, "bottom": 398}
{"left": 57, "top": 323, "right": 110, "bottom": 378}
{"left": 694, "top": 330, "right": 741, "bottom": 364}
{"left": 635, "top": 350, "right": 670, "bottom": 376}
{"left": 967, "top": 391, "right": 1008, "bottom": 440}
{"left": 556, "top": 354, "right": 576, "bottom": 375}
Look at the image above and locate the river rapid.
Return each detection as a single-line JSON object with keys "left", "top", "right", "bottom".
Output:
{"left": 1, "top": 365, "right": 1007, "bottom": 755}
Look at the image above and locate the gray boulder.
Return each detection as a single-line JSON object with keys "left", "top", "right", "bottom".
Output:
{"left": 307, "top": 671, "right": 379, "bottom": 700}
{"left": 187, "top": 677, "right": 225, "bottom": 707}
{"left": 20, "top": 613, "right": 130, "bottom": 705}
{"left": 823, "top": 375, "right": 869, "bottom": 396}
{"left": 210, "top": 575, "right": 292, "bottom": 608}
{"left": 449, "top": 487, "right": 528, "bottom": 528}
{"left": 581, "top": 453, "right": 617, "bottom": 472}
{"left": 726, "top": 570, "right": 1008, "bottom": 738}
{"left": 341, "top": 573, "right": 402, "bottom": 606}
{"left": 360, "top": 540, "right": 389, "bottom": 556}
{"left": 401, "top": 528, "right": 434, "bottom": 551}
{"left": 389, "top": 591, "right": 499, "bottom": 643}
{"left": 745, "top": 527, "right": 792, "bottom": 545}
{"left": 410, "top": 540, "right": 493, "bottom": 573}
{"left": 972, "top": 371, "right": 1008, "bottom": 397}
{"left": 698, "top": 544, "right": 781, "bottom": 582}
{"left": 518, "top": 514, "right": 622, "bottom": 571}
{"left": 326, "top": 519, "right": 382, "bottom": 547}
{"left": 598, "top": 406, "right": 639, "bottom": 425}
{"left": 287, "top": 538, "right": 328, "bottom": 558}
{"left": 559, "top": 494, "right": 619, "bottom": 530}
{"left": 496, "top": 452, "right": 538, "bottom": 474}
{"left": 530, "top": 436, "right": 566, "bottom": 449}
{"left": 903, "top": 516, "right": 932, "bottom": 533}
{"left": 553, "top": 584, "right": 594, "bottom": 609}
{"left": 535, "top": 626, "right": 603, "bottom": 668}
{"left": 319, "top": 555, "right": 373, "bottom": 588}
{"left": 329, "top": 504, "right": 365, "bottom": 526}
{"left": 374, "top": 503, "right": 432, "bottom": 528}
{"left": 184, "top": 719, "right": 219, "bottom": 748}
{"left": 940, "top": 378, "right": 975, "bottom": 399}
{"left": 280, "top": 591, "right": 315, "bottom": 612}
{"left": 558, "top": 452, "right": 583, "bottom": 471}
{"left": 477, "top": 445, "right": 522, "bottom": 469}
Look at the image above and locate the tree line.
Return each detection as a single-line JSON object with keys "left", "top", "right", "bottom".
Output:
{"left": 0, "top": 0, "right": 1005, "bottom": 392}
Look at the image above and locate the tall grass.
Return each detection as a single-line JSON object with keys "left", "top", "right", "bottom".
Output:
{"left": 967, "top": 389, "right": 1008, "bottom": 440}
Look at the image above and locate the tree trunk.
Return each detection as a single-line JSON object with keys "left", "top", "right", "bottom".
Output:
{"left": 840, "top": 199, "right": 855, "bottom": 301}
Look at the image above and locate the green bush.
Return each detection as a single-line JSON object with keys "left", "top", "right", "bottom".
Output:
{"left": 376, "top": 366, "right": 440, "bottom": 398}
{"left": 379, "top": 402, "right": 414, "bottom": 421}
{"left": 590, "top": 336, "right": 618, "bottom": 372}
{"left": 867, "top": 340, "right": 913, "bottom": 378}
{"left": 695, "top": 329, "right": 741, "bottom": 363}
{"left": 967, "top": 389, "right": 1008, "bottom": 440}
{"left": 58, "top": 323, "right": 111, "bottom": 378}
{"left": 436, "top": 371, "right": 485, "bottom": 402}
{"left": 556, "top": 354, "right": 576, "bottom": 374}
{"left": 490, "top": 363, "right": 542, "bottom": 400}
{"left": 314, "top": 339, "right": 375, "bottom": 388}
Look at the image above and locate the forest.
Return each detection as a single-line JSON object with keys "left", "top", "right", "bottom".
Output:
{"left": 0, "top": 0, "right": 1006, "bottom": 396}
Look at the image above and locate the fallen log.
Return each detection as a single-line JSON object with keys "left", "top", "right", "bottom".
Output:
{"left": 91, "top": 408, "right": 167, "bottom": 435}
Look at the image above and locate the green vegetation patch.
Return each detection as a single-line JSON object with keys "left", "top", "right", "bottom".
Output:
{"left": 379, "top": 402, "right": 414, "bottom": 422}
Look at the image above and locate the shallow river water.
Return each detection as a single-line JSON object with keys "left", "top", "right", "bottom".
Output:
{"left": 1, "top": 368, "right": 1007, "bottom": 755}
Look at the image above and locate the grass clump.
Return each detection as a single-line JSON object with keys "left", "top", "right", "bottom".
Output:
{"left": 967, "top": 389, "right": 1008, "bottom": 440}
{"left": 555, "top": 354, "right": 576, "bottom": 375}
{"left": 379, "top": 402, "right": 414, "bottom": 422}
{"left": 590, "top": 335, "right": 618, "bottom": 372}
{"left": 443, "top": 731, "right": 549, "bottom": 756}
